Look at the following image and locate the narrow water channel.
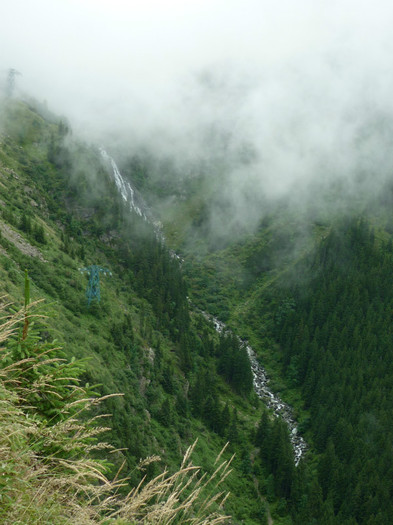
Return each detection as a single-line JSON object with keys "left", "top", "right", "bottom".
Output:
{"left": 210, "top": 317, "right": 307, "bottom": 465}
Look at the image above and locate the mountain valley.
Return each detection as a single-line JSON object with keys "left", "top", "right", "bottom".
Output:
{"left": 1, "top": 93, "right": 393, "bottom": 524}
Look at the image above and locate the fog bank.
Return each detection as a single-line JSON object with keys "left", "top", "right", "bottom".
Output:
{"left": 2, "top": 0, "right": 393, "bottom": 229}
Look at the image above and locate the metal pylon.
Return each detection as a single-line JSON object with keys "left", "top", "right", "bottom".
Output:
{"left": 79, "top": 265, "right": 112, "bottom": 306}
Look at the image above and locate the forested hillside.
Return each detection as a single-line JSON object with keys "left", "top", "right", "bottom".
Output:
{"left": 3, "top": 89, "right": 393, "bottom": 524}
{"left": 0, "top": 97, "right": 274, "bottom": 524}
{"left": 275, "top": 217, "right": 393, "bottom": 523}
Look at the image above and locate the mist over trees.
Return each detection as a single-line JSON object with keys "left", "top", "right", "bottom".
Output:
{"left": 2, "top": 1, "right": 393, "bottom": 523}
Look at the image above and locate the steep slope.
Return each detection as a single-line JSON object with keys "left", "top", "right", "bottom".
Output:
{"left": 0, "top": 96, "right": 285, "bottom": 524}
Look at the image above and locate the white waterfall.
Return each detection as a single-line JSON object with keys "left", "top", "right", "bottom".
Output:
{"left": 100, "top": 148, "right": 166, "bottom": 241}
{"left": 100, "top": 148, "right": 146, "bottom": 219}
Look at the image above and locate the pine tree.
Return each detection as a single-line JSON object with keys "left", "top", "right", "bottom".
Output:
{"left": 19, "top": 213, "right": 32, "bottom": 234}
{"left": 33, "top": 223, "right": 46, "bottom": 244}
{"left": 256, "top": 410, "right": 271, "bottom": 462}
{"left": 158, "top": 398, "right": 172, "bottom": 426}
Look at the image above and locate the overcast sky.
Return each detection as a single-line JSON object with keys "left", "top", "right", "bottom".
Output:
{"left": 2, "top": 0, "right": 393, "bottom": 224}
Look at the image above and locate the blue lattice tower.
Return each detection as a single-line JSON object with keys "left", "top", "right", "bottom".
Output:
{"left": 79, "top": 265, "right": 112, "bottom": 306}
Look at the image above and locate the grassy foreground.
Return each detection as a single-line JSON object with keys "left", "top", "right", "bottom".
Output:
{"left": 0, "top": 298, "right": 232, "bottom": 524}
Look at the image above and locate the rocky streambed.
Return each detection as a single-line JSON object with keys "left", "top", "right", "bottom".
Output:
{"left": 210, "top": 316, "right": 307, "bottom": 465}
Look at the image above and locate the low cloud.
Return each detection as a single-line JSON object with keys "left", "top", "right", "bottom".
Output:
{"left": 2, "top": 0, "right": 393, "bottom": 233}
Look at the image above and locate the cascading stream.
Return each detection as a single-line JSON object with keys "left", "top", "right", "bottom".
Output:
{"left": 100, "top": 148, "right": 164, "bottom": 239}
{"left": 210, "top": 316, "right": 307, "bottom": 465}
{"left": 102, "top": 149, "right": 307, "bottom": 465}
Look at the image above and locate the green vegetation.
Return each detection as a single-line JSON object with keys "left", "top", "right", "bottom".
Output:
{"left": 0, "top": 301, "right": 233, "bottom": 524}
{"left": 0, "top": 97, "right": 275, "bottom": 524}
{"left": 5, "top": 90, "right": 393, "bottom": 524}
{"left": 125, "top": 122, "right": 393, "bottom": 523}
{"left": 274, "top": 217, "right": 393, "bottom": 523}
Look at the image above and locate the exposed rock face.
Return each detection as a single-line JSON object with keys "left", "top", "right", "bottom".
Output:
{"left": 0, "top": 221, "right": 46, "bottom": 262}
